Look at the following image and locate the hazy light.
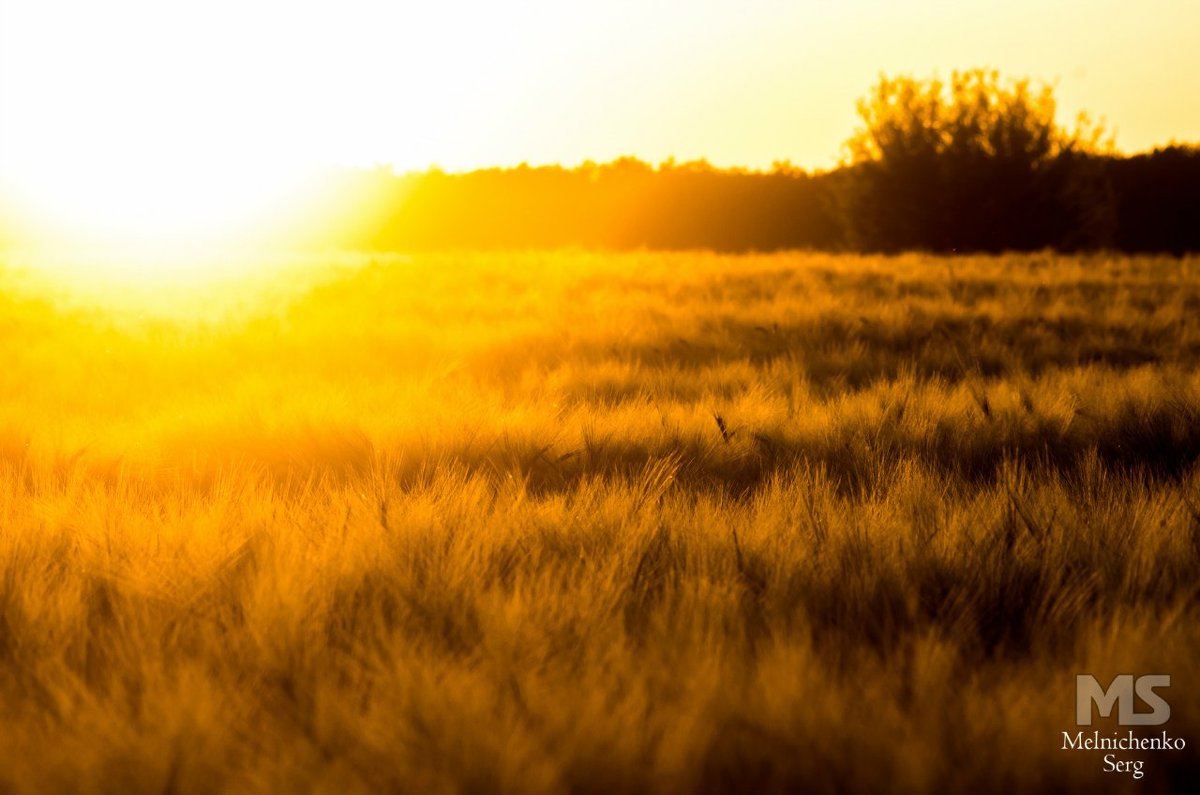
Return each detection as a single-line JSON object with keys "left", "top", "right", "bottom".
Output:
{"left": 1, "top": 0, "right": 1196, "bottom": 265}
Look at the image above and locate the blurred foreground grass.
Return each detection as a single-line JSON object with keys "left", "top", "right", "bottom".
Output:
{"left": 1, "top": 251, "right": 1198, "bottom": 793}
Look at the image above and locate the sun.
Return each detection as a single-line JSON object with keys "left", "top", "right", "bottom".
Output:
{"left": 0, "top": 0, "right": 570, "bottom": 280}
{"left": 0, "top": 0, "right": 352, "bottom": 279}
{"left": 0, "top": 152, "right": 324, "bottom": 289}
{"left": 3, "top": 155, "right": 305, "bottom": 246}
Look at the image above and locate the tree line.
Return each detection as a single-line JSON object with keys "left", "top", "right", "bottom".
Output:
{"left": 305, "top": 136, "right": 1198, "bottom": 254}
{"left": 3, "top": 70, "right": 1196, "bottom": 254}
{"left": 312, "top": 70, "right": 1199, "bottom": 254}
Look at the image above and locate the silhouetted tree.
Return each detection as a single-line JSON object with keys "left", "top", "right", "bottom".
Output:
{"left": 221, "top": 147, "right": 1198, "bottom": 256}
{"left": 1108, "top": 145, "right": 1200, "bottom": 254}
{"left": 299, "top": 159, "right": 841, "bottom": 253}
{"left": 838, "top": 69, "right": 1116, "bottom": 252}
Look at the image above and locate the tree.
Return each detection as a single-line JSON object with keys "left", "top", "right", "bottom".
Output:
{"left": 1108, "top": 145, "right": 1200, "bottom": 254}
{"left": 837, "top": 69, "right": 1115, "bottom": 252}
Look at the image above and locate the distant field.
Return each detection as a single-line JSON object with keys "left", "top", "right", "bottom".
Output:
{"left": 1, "top": 251, "right": 1198, "bottom": 793}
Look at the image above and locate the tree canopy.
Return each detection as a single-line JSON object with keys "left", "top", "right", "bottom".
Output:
{"left": 839, "top": 69, "right": 1115, "bottom": 252}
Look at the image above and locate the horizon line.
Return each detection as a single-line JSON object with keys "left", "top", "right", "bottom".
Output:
{"left": 328, "top": 140, "right": 1200, "bottom": 179}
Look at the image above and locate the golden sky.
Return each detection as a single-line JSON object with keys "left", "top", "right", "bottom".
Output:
{"left": 1, "top": 0, "right": 1197, "bottom": 231}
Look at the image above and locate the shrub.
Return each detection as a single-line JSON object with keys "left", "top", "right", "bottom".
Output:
{"left": 838, "top": 69, "right": 1115, "bottom": 252}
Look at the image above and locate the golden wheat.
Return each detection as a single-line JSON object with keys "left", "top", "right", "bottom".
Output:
{"left": 1, "top": 251, "right": 1197, "bottom": 793}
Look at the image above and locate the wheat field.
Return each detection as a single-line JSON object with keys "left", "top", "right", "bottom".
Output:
{"left": 1, "top": 251, "right": 1198, "bottom": 793}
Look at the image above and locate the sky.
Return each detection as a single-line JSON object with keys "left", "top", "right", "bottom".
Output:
{"left": 0, "top": 0, "right": 1197, "bottom": 232}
